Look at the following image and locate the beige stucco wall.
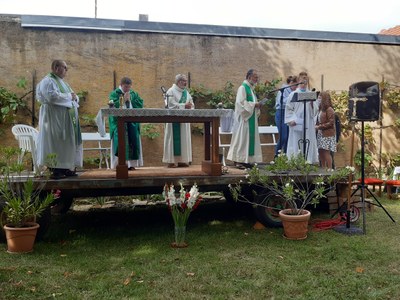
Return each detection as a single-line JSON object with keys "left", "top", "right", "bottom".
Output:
{"left": 1, "top": 15, "right": 399, "bottom": 169}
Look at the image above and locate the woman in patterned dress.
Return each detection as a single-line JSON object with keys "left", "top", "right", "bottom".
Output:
{"left": 315, "top": 91, "right": 336, "bottom": 169}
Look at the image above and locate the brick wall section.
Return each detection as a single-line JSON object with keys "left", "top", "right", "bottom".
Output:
{"left": 1, "top": 15, "right": 400, "bottom": 167}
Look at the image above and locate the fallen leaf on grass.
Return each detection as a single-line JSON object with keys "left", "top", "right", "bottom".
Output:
{"left": 277, "top": 256, "right": 284, "bottom": 260}
{"left": 27, "top": 270, "right": 33, "bottom": 275}
{"left": 123, "top": 278, "right": 131, "bottom": 286}
{"left": 186, "top": 272, "right": 195, "bottom": 276}
{"left": 60, "top": 254, "right": 67, "bottom": 257}
{"left": 13, "top": 280, "right": 23, "bottom": 287}
{"left": 244, "top": 232, "right": 249, "bottom": 236}
{"left": 356, "top": 267, "right": 364, "bottom": 273}
{"left": 63, "top": 272, "right": 71, "bottom": 278}
{"left": 136, "top": 280, "right": 144, "bottom": 283}
{"left": 123, "top": 271, "right": 137, "bottom": 285}
{"left": 51, "top": 293, "right": 63, "bottom": 297}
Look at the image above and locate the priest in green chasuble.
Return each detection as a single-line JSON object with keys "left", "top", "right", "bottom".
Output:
{"left": 109, "top": 77, "right": 144, "bottom": 170}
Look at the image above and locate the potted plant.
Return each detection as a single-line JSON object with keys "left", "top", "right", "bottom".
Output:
{"left": 0, "top": 147, "right": 59, "bottom": 253}
{"left": 229, "top": 152, "right": 354, "bottom": 240}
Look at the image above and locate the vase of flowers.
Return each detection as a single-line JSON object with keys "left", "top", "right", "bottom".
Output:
{"left": 163, "top": 183, "right": 202, "bottom": 248}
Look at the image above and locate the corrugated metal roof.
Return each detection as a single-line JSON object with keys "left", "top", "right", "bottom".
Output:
{"left": 20, "top": 15, "right": 400, "bottom": 45}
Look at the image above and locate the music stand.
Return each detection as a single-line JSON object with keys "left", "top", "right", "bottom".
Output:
{"left": 290, "top": 91, "right": 317, "bottom": 159}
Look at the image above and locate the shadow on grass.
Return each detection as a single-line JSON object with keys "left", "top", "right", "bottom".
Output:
{"left": 45, "top": 200, "right": 255, "bottom": 242}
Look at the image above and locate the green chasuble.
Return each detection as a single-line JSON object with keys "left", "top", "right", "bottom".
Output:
{"left": 242, "top": 83, "right": 256, "bottom": 156}
{"left": 48, "top": 73, "right": 82, "bottom": 145}
{"left": 108, "top": 88, "right": 144, "bottom": 160}
{"left": 172, "top": 89, "right": 187, "bottom": 156}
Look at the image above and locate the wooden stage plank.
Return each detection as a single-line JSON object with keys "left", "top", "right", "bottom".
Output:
{"left": 42, "top": 165, "right": 247, "bottom": 198}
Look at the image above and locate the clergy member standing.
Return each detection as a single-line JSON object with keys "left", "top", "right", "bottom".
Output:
{"left": 109, "top": 77, "right": 144, "bottom": 170}
{"left": 162, "top": 74, "right": 194, "bottom": 168}
{"left": 227, "top": 69, "right": 263, "bottom": 167}
{"left": 36, "top": 59, "right": 82, "bottom": 179}
{"left": 285, "top": 71, "right": 319, "bottom": 164}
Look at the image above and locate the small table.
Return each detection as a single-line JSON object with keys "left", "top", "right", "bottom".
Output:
{"left": 101, "top": 108, "right": 231, "bottom": 179}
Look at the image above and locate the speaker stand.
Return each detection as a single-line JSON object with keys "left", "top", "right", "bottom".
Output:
{"left": 335, "top": 121, "right": 395, "bottom": 235}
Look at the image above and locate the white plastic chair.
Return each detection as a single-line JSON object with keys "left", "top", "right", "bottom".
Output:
{"left": 11, "top": 124, "right": 39, "bottom": 172}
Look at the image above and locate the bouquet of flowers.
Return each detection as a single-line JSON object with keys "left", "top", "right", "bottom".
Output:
{"left": 163, "top": 183, "right": 202, "bottom": 247}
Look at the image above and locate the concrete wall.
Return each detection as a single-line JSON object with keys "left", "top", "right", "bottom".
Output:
{"left": 1, "top": 15, "right": 400, "bottom": 169}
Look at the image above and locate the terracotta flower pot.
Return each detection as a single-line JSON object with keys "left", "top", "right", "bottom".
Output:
{"left": 279, "top": 209, "right": 311, "bottom": 240}
{"left": 4, "top": 222, "right": 40, "bottom": 253}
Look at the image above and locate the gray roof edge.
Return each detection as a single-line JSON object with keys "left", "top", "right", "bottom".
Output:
{"left": 21, "top": 15, "right": 124, "bottom": 31}
{"left": 18, "top": 15, "right": 400, "bottom": 45}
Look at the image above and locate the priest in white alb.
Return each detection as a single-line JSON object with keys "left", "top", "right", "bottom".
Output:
{"left": 285, "top": 72, "right": 319, "bottom": 164}
{"left": 227, "top": 69, "right": 263, "bottom": 167}
{"left": 162, "top": 74, "right": 194, "bottom": 168}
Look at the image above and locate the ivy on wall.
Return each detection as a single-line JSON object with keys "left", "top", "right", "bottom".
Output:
{"left": 0, "top": 78, "right": 29, "bottom": 125}
{"left": 189, "top": 79, "right": 281, "bottom": 126}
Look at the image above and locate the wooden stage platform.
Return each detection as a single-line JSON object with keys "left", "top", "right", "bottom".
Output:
{"left": 43, "top": 165, "right": 247, "bottom": 199}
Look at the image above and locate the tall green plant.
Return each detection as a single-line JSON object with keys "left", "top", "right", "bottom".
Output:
{"left": 0, "top": 147, "right": 58, "bottom": 228}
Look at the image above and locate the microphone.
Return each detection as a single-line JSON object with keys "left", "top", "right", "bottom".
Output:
{"left": 161, "top": 86, "right": 168, "bottom": 108}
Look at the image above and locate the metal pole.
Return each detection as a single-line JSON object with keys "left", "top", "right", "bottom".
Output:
{"left": 32, "top": 69, "right": 36, "bottom": 127}
{"left": 321, "top": 74, "right": 324, "bottom": 91}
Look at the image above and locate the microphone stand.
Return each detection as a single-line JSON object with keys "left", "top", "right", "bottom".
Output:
{"left": 161, "top": 86, "right": 170, "bottom": 109}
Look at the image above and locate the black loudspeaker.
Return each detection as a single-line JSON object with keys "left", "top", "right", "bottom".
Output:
{"left": 348, "top": 81, "right": 380, "bottom": 121}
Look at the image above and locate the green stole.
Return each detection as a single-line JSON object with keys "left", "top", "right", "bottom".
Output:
{"left": 172, "top": 89, "right": 187, "bottom": 156}
{"left": 48, "top": 73, "right": 82, "bottom": 145}
{"left": 242, "top": 83, "right": 256, "bottom": 156}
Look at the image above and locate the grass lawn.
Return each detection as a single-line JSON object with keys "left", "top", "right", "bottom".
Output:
{"left": 0, "top": 197, "right": 399, "bottom": 299}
